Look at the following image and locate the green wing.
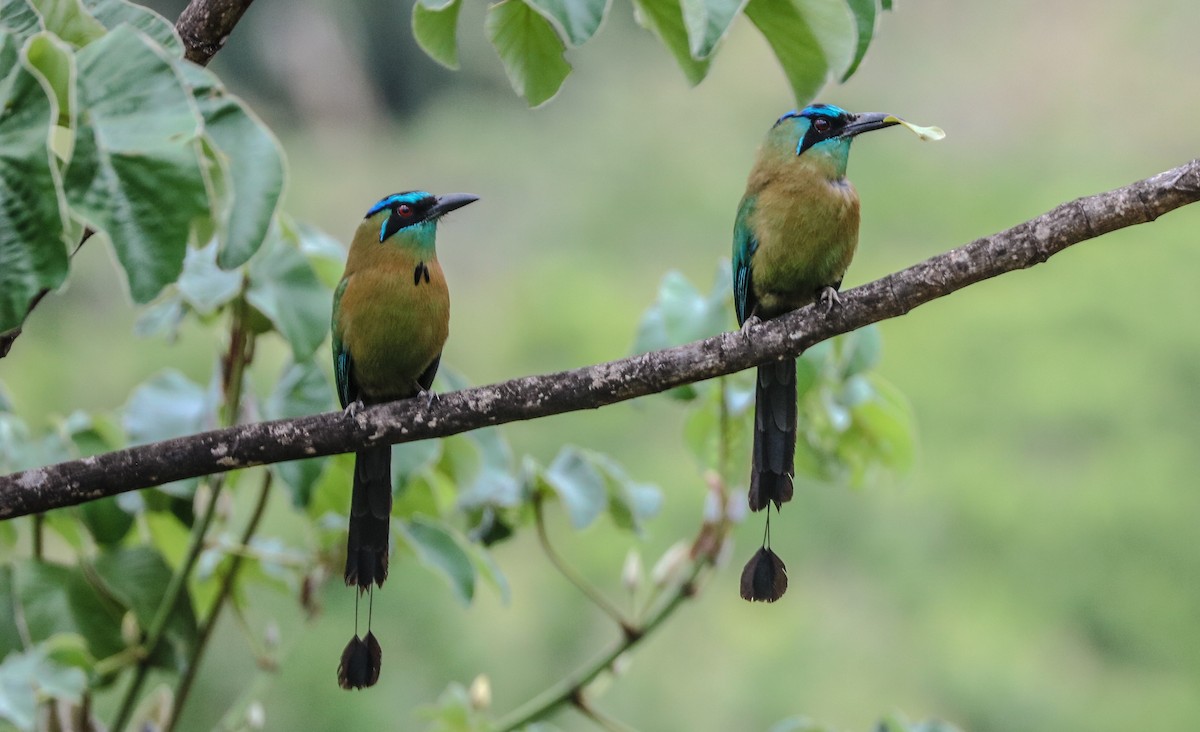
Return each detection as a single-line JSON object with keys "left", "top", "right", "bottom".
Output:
{"left": 331, "top": 278, "right": 358, "bottom": 409}
{"left": 732, "top": 195, "right": 758, "bottom": 326}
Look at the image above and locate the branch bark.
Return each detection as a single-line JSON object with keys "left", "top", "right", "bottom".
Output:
{"left": 2, "top": 160, "right": 1198, "bottom": 519}
{"left": 0, "top": 0, "right": 255, "bottom": 360}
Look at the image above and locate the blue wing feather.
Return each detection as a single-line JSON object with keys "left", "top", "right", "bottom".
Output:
{"left": 732, "top": 196, "right": 759, "bottom": 326}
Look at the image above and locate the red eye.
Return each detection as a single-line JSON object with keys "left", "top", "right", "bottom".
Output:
{"left": 398, "top": 204, "right": 413, "bottom": 217}
{"left": 813, "top": 118, "right": 831, "bottom": 133}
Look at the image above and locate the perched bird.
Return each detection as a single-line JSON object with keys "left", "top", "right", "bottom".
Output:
{"left": 331, "top": 190, "right": 478, "bottom": 687}
{"left": 732, "top": 104, "right": 903, "bottom": 601}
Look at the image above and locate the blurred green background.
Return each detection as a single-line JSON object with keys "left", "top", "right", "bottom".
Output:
{"left": 3, "top": 0, "right": 1199, "bottom": 729}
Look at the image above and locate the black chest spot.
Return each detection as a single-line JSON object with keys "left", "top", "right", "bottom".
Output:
{"left": 413, "top": 262, "right": 431, "bottom": 286}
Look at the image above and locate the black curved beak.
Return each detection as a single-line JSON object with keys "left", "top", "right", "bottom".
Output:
{"left": 841, "top": 113, "right": 900, "bottom": 139}
{"left": 431, "top": 193, "right": 480, "bottom": 219}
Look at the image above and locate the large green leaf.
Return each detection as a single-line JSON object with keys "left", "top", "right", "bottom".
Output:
{"left": 744, "top": 0, "right": 854, "bottom": 104}
{"left": 122, "top": 369, "right": 215, "bottom": 444}
{"left": 526, "top": 0, "right": 609, "bottom": 47}
{"left": 631, "top": 0, "right": 710, "bottom": 84}
{"left": 0, "top": 644, "right": 87, "bottom": 732}
{"left": 540, "top": 446, "right": 606, "bottom": 529}
{"left": 841, "top": 0, "right": 876, "bottom": 80}
{"left": 28, "top": 0, "right": 105, "bottom": 47}
{"left": 485, "top": 0, "right": 571, "bottom": 107}
{"left": 81, "top": 0, "right": 182, "bottom": 55}
{"left": 399, "top": 515, "right": 477, "bottom": 605}
{"left": 680, "top": 0, "right": 748, "bottom": 59}
{"left": 246, "top": 221, "right": 331, "bottom": 360}
{"left": 90, "top": 546, "right": 198, "bottom": 671}
{"left": 412, "top": 0, "right": 463, "bottom": 69}
{"left": 0, "top": 33, "right": 69, "bottom": 334}
{"left": 64, "top": 25, "right": 209, "bottom": 304}
{"left": 178, "top": 63, "right": 284, "bottom": 269}
{"left": 0, "top": 0, "right": 43, "bottom": 41}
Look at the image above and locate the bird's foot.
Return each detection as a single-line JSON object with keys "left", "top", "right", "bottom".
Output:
{"left": 343, "top": 399, "right": 365, "bottom": 418}
{"left": 818, "top": 286, "right": 842, "bottom": 314}
{"left": 740, "top": 314, "right": 763, "bottom": 333}
{"left": 416, "top": 388, "right": 439, "bottom": 409}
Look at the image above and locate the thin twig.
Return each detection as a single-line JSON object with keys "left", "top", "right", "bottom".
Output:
{"left": 1, "top": 160, "right": 1199, "bottom": 516}
{"left": 534, "top": 495, "right": 636, "bottom": 637}
{"left": 166, "top": 471, "right": 274, "bottom": 732}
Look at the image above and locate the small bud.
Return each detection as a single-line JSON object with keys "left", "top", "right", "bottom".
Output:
{"left": 264, "top": 621, "right": 281, "bottom": 650}
{"left": 650, "top": 542, "right": 690, "bottom": 588}
{"left": 120, "top": 610, "right": 141, "bottom": 647}
{"left": 246, "top": 701, "right": 266, "bottom": 729}
{"left": 468, "top": 674, "right": 492, "bottom": 710}
{"left": 621, "top": 550, "right": 643, "bottom": 594}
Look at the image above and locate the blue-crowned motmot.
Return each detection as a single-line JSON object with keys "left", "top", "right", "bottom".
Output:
{"left": 733, "top": 103, "right": 937, "bottom": 601}
{"left": 331, "top": 190, "right": 478, "bottom": 687}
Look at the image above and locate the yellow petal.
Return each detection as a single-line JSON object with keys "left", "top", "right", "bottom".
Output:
{"left": 884, "top": 115, "right": 946, "bottom": 141}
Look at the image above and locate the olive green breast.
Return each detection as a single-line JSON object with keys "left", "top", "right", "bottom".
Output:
{"left": 335, "top": 253, "right": 449, "bottom": 402}
{"left": 745, "top": 150, "right": 861, "bottom": 316}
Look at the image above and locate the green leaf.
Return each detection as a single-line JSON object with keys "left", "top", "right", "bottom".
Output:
{"left": 485, "top": 0, "right": 571, "bottom": 107}
{"left": 23, "top": 31, "right": 74, "bottom": 128}
{"left": 633, "top": 268, "right": 732, "bottom": 354}
{"left": 526, "top": 0, "right": 609, "bottom": 47}
{"left": 591, "top": 453, "right": 662, "bottom": 533}
{"left": 633, "top": 267, "right": 731, "bottom": 399}
{"left": 541, "top": 446, "right": 606, "bottom": 529}
{"left": 0, "top": 33, "right": 70, "bottom": 334}
{"left": 28, "top": 0, "right": 105, "bottom": 46}
{"left": 64, "top": 25, "right": 209, "bottom": 304}
{"left": 12, "top": 559, "right": 125, "bottom": 663}
{"left": 81, "top": 0, "right": 182, "bottom": 55}
{"left": 413, "top": 0, "right": 463, "bottom": 69}
{"left": 841, "top": 0, "right": 876, "bottom": 80}
{"left": 680, "top": 0, "right": 748, "bottom": 59}
{"left": 631, "top": 0, "right": 710, "bottom": 83}
{"left": 399, "top": 515, "right": 477, "bottom": 605}
{"left": 264, "top": 359, "right": 333, "bottom": 506}
{"left": 840, "top": 324, "right": 881, "bottom": 376}
{"left": 745, "top": 0, "right": 854, "bottom": 104}
{"left": 91, "top": 546, "right": 198, "bottom": 670}
{"left": 179, "top": 63, "right": 284, "bottom": 269}
{"left": 246, "top": 221, "right": 331, "bottom": 360}
{"left": 122, "top": 369, "right": 215, "bottom": 444}
{"left": 177, "top": 240, "right": 242, "bottom": 314}
{"left": 1, "top": 0, "right": 43, "bottom": 41}
{"left": 0, "top": 645, "right": 87, "bottom": 731}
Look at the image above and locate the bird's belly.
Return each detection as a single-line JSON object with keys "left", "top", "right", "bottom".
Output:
{"left": 339, "top": 269, "right": 449, "bottom": 402}
{"left": 751, "top": 182, "right": 860, "bottom": 316}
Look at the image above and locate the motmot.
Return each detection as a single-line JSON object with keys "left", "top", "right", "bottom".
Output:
{"left": 733, "top": 104, "right": 940, "bottom": 601}
{"left": 331, "top": 190, "right": 478, "bottom": 687}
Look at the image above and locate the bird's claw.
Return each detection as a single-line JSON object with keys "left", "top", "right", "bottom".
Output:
{"left": 740, "top": 314, "right": 762, "bottom": 333}
{"left": 343, "top": 399, "right": 365, "bottom": 418}
{"left": 417, "top": 388, "right": 439, "bottom": 409}
{"left": 818, "top": 287, "right": 842, "bottom": 314}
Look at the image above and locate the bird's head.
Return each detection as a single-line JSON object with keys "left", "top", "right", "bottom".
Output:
{"left": 766, "top": 104, "right": 900, "bottom": 175}
{"left": 364, "top": 191, "right": 480, "bottom": 246}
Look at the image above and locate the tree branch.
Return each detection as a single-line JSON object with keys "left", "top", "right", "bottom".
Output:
{"left": 2, "top": 160, "right": 1198, "bottom": 518}
{"left": 0, "top": 0, "right": 255, "bottom": 360}
{"left": 175, "top": 0, "right": 257, "bottom": 66}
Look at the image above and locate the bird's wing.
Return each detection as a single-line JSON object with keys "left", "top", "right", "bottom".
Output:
{"left": 732, "top": 196, "right": 759, "bottom": 326}
{"left": 332, "top": 278, "right": 359, "bottom": 409}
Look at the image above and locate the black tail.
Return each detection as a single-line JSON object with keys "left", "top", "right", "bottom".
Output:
{"left": 345, "top": 446, "right": 392, "bottom": 588}
{"left": 749, "top": 359, "right": 796, "bottom": 512}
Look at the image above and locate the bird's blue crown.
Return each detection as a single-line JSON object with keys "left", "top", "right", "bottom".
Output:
{"left": 775, "top": 103, "right": 849, "bottom": 126}
{"left": 365, "top": 190, "right": 433, "bottom": 219}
